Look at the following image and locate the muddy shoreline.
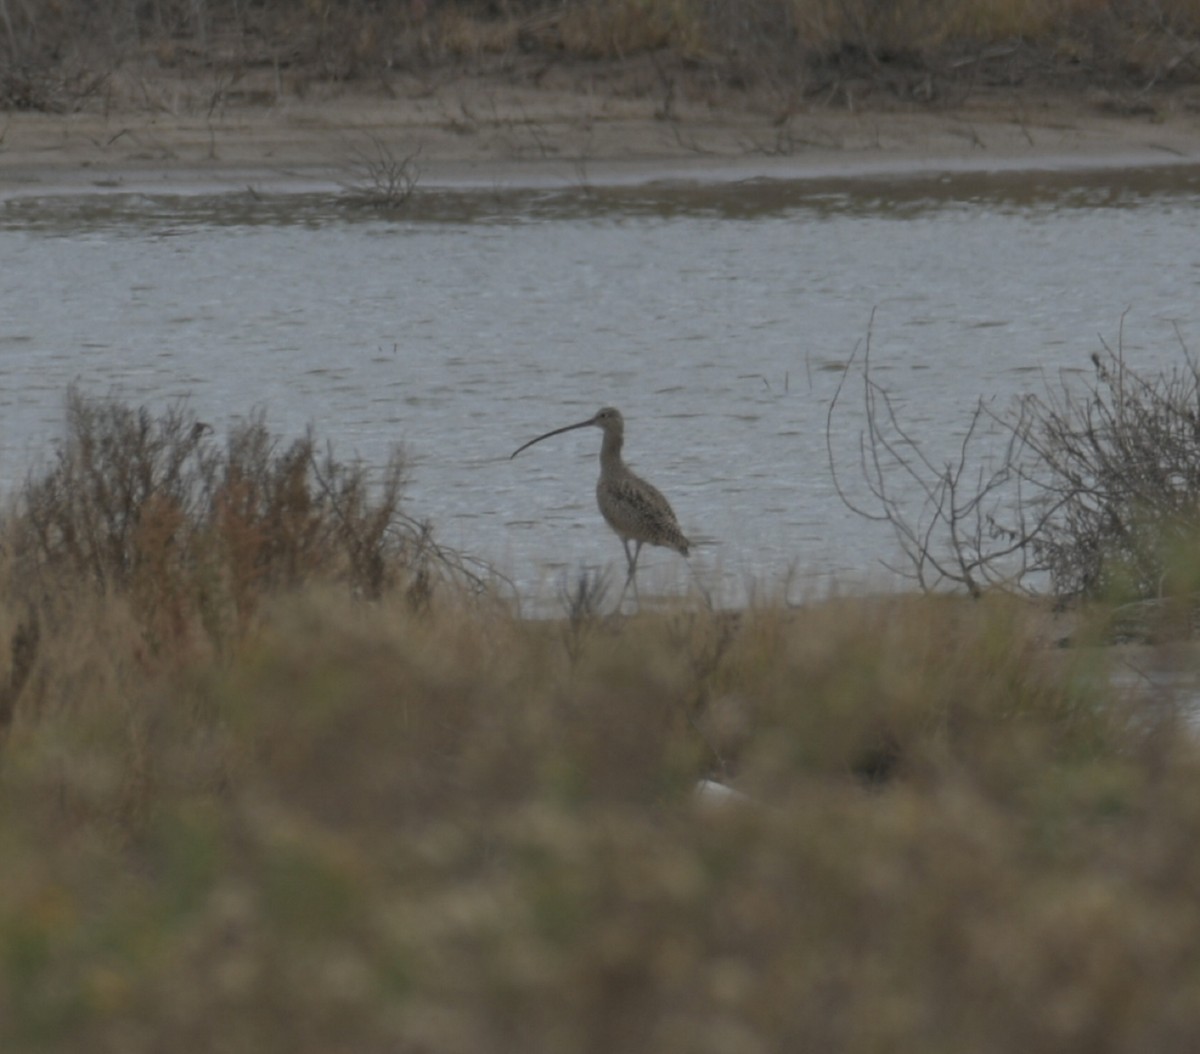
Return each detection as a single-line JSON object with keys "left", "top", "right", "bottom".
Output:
{"left": 2, "top": 73, "right": 1200, "bottom": 197}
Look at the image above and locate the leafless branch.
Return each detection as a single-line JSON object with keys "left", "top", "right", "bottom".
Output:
{"left": 341, "top": 134, "right": 423, "bottom": 210}
{"left": 830, "top": 315, "right": 1200, "bottom": 604}
{"left": 829, "top": 316, "right": 1043, "bottom": 597}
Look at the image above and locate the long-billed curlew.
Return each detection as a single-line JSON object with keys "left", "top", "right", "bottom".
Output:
{"left": 510, "top": 407, "right": 691, "bottom": 601}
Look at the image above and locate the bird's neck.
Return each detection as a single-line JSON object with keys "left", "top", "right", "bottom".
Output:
{"left": 600, "top": 430, "right": 624, "bottom": 470}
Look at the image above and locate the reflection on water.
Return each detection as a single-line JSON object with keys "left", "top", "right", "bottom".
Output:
{"left": 2, "top": 164, "right": 1199, "bottom": 605}
{"left": 5, "top": 163, "right": 1200, "bottom": 232}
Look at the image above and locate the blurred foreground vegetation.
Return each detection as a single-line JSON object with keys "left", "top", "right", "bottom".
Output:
{"left": 1, "top": 390, "right": 1200, "bottom": 1051}
{"left": 2, "top": 0, "right": 1199, "bottom": 112}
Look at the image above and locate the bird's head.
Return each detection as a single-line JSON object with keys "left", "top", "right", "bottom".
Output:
{"left": 590, "top": 407, "right": 624, "bottom": 436}
{"left": 511, "top": 406, "right": 625, "bottom": 460}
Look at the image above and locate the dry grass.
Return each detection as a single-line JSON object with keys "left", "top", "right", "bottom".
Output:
{"left": 1, "top": 590, "right": 1197, "bottom": 1051}
{"left": 1, "top": 397, "right": 1199, "bottom": 1050}
{"left": 2, "top": 0, "right": 1198, "bottom": 111}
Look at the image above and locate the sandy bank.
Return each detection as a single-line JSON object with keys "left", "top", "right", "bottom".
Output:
{"left": 2, "top": 74, "right": 1200, "bottom": 196}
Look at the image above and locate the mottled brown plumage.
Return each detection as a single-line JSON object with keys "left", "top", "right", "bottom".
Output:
{"left": 511, "top": 407, "right": 691, "bottom": 596}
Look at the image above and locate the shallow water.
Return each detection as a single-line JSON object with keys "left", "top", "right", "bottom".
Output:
{"left": 2, "top": 164, "right": 1199, "bottom": 606}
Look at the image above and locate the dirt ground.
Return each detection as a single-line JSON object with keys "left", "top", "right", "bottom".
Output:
{"left": 2, "top": 63, "right": 1200, "bottom": 195}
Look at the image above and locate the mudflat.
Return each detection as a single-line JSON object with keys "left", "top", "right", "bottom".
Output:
{"left": 2, "top": 64, "right": 1200, "bottom": 195}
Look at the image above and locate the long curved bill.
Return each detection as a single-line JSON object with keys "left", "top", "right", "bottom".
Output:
{"left": 510, "top": 415, "right": 597, "bottom": 459}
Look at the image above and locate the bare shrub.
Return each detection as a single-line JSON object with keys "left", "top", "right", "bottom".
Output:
{"left": 340, "top": 135, "right": 422, "bottom": 210}
{"left": 17, "top": 391, "right": 220, "bottom": 597}
{"left": 830, "top": 317, "right": 1200, "bottom": 610}
{"left": 8, "top": 388, "right": 485, "bottom": 650}
{"left": 827, "top": 317, "right": 1049, "bottom": 598}
{"left": 1014, "top": 325, "right": 1200, "bottom": 602}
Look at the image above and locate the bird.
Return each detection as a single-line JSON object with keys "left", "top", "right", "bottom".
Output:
{"left": 510, "top": 407, "right": 691, "bottom": 604}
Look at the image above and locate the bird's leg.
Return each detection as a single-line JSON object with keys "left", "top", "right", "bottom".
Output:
{"left": 616, "top": 538, "right": 634, "bottom": 608}
{"left": 630, "top": 541, "right": 643, "bottom": 603}
{"left": 619, "top": 545, "right": 648, "bottom": 609}
{"left": 616, "top": 539, "right": 644, "bottom": 611}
